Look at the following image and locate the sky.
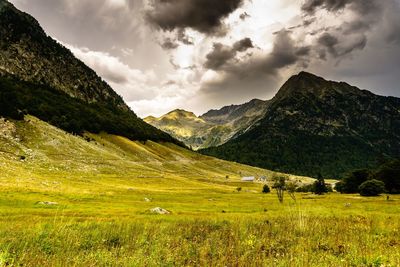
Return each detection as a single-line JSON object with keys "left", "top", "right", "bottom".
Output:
{"left": 9, "top": 0, "right": 400, "bottom": 117}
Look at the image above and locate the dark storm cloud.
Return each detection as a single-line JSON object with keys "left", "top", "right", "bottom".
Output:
{"left": 204, "top": 38, "right": 253, "bottom": 70}
{"left": 208, "top": 30, "right": 310, "bottom": 77}
{"left": 302, "top": 0, "right": 351, "bottom": 14}
{"left": 201, "top": 30, "right": 310, "bottom": 103}
{"left": 145, "top": 0, "right": 245, "bottom": 35}
{"left": 260, "top": 30, "right": 310, "bottom": 72}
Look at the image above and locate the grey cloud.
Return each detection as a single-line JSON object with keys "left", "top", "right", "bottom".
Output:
{"left": 161, "top": 38, "right": 179, "bottom": 50}
{"left": 200, "top": 30, "right": 310, "bottom": 105}
{"left": 318, "top": 33, "right": 339, "bottom": 57}
{"left": 177, "top": 29, "right": 194, "bottom": 45}
{"left": 302, "top": 0, "right": 385, "bottom": 62}
{"left": 213, "top": 30, "right": 309, "bottom": 76}
{"left": 204, "top": 43, "right": 236, "bottom": 70}
{"left": 386, "top": 25, "right": 400, "bottom": 44}
{"left": 159, "top": 29, "right": 193, "bottom": 51}
{"left": 239, "top": 12, "right": 250, "bottom": 20}
{"left": 262, "top": 30, "right": 310, "bottom": 72}
{"left": 204, "top": 38, "right": 253, "bottom": 70}
{"left": 101, "top": 70, "right": 129, "bottom": 84}
{"left": 232, "top": 37, "right": 253, "bottom": 52}
{"left": 382, "top": 0, "right": 400, "bottom": 44}
{"left": 145, "top": 0, "right": 245, "bottom": 36}
{"left": 317, "top": 32, "right": 367, "bottom": 59}
{"left": 295, "top": 46, "right": 311, "bottom": 56}
{"left": 9, "top": 0, "right": 175, "bottom": 73}
{"left": 341, "top": 20, "right": 371, "bottom": 35}
{"left": 302, "top": 0, "right": 351, "bottom": 14}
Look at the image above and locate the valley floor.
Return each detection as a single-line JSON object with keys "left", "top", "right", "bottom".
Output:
{"left": 0, "top": 117, "right": 399, "bottom": 266}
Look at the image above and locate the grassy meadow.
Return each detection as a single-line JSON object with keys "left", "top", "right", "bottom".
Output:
{"left": 0, "top": 116, "right": 399, "bottom": 266}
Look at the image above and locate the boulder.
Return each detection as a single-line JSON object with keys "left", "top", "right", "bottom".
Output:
{"left": 150, "top": 207, "right": 170, "bottom": 215}
{"left": 37, "top": 201, "right": 58, "bottom": 206}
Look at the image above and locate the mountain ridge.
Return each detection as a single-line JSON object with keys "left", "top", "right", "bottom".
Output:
{"left": 145, "top": 98, "right": 269, "bottom": 149}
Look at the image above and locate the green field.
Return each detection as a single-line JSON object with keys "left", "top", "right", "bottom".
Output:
{"left": 0, "top": 117, "right": 399, "bottom": 266}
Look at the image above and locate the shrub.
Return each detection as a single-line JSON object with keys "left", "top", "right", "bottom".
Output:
{"left": 314, "top": 174, "right": 329, "bottom": 195}
{"left": 262, "top": 184, "right": 270, "bottom": 193}
{"left": 334, "top": 181, "right": 344, "bottom": 193}
{"left": 372, "top": 160, "right": 400, "bottom": 194}
{"left": 359, "top": 179, "right": 385, "bottom": 196}
{"left": 296, "top": 184, "right": 314, "bottom": 192}
{"left": 339, "top": 169, "right": 371, "bottom": 193}
{"left": 272, "top": 175, "right": 288, "bottom": 203}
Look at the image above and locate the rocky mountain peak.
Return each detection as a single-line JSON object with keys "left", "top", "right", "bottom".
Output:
{"left": 167, "top": 109, "right": 197, "bottom": 118}
{"left": 275, "top": 71, "right": 370, "bottom": 101}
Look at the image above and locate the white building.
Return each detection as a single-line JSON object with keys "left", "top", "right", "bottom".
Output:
{"left": 241, "top": 176, "right": 255, "bottom": 182}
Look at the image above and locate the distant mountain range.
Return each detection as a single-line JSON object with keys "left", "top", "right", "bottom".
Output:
{"left": 0, "top": 0, "right": 178, "bottom": 144}
{"left": 145, "top": 99, "right": 269, "bottom": 149}
{"left": 149, "top": 72, "right": 400, "bottom": 178}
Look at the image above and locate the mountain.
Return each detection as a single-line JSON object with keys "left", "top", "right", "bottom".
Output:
{"left": 0, "top": 0, "right": 177, "bottom": 143}
{"left": 144, "top": 99, "right": 269, "bottom": 149}
{"left": 201, "top": 72, "right": 400, "bottom": 178}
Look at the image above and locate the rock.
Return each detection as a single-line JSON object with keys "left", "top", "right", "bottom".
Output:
{"left": 150, "top": 207, "right": 170, "bottom": 215}
{"left": 144, "top": 198, "right": 151, "bottom": 202}
{"left": 37, "top": 201, "right": 58, "bottom": 206}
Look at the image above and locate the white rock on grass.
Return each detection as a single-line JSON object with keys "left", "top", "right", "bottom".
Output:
{"left": 144, "top": 198, "right": 151, "bottom": 202}
{"left": 150, "top": 207, "right": 170, "bottom": 215}
{"left": 37, "top": 201, "right": 58, "bottom": 206}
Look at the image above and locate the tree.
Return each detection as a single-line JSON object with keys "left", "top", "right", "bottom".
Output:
{"left": 340, "top": 169, "right": 370, "bottom": 193}
{"left": 262, "top": 184, "right": 270, "bottom": 193}
{"left": 313, "top": 173, "right": 328, "bottom": 195}
{"left": 286, "top": 181, "right": 298, "bottom": 201}
{"left": 334, "top": 181, "right": 344, "bottom": 193}
{"left": 272, "top": 175, "right": 288, "bottom": 203}
{"left": 372, "top": 160, "right": 400, "bottom": 194}
{"left": 359, "top": 179, "right": 385, "bottom": 196}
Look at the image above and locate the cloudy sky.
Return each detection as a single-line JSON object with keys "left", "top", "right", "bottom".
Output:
{"left": 9, "top": 0, "right": 400, "bottom": 117}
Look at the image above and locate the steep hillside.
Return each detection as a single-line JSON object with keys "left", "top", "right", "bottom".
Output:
{"left": 145, "top": 99, "right": 269, "bottom": 149}
{"left": 202, "top": 72, "right": 400, "bottom": 178}
{"left": 0, "top": 115, "right": 307, "bottom": 191}
{"left": 0, "top": 0, "right": 176, "bottom": 143}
